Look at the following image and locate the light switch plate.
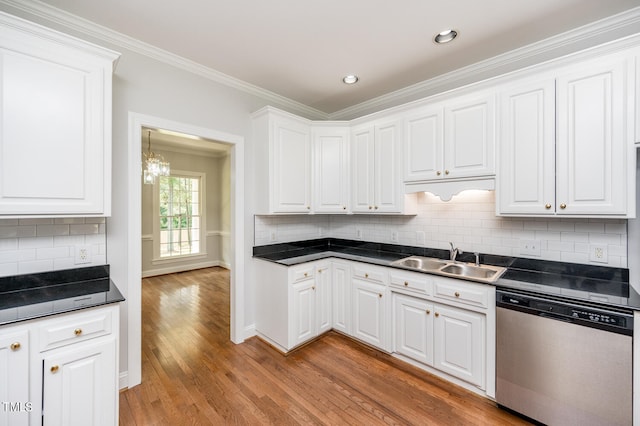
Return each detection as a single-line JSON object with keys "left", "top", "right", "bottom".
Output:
{"left": 520, "top": 240, "right": 541, "bottom": 256}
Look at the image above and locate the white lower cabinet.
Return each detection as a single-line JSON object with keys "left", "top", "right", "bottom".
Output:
{"left": 255, "top": 257, "right": 494, "bottom": 396}
{"left": 0, "top": 328, "right": 30, "bottom": 426}
{"left": 0, "top": 304, "right": 119, "bottom": 426}
{"left": 393, "top": 294, "right": 434, "bottom": 365}
{"left": 42, "top": 336, "right": 118, "bottom": 426}
{"left": 433, "top": 304, "right": 484, "bottom": 388}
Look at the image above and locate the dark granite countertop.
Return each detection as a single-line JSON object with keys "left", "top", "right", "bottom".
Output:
{"left": 253, "top": 238, "right": 640, "bottom": 311}
{"left": 0, "top": 265, "right": 125, "bottom": 325}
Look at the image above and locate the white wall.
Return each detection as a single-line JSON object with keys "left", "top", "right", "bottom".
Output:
{"left": 255, "top": 190, "right": 628, "bottom": 268}
{"left": 141, "top": 148, "right": 230, "bottom": 277}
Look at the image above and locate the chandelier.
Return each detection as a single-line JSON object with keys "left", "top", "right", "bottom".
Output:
{"left": 143, "top": 130, "right": 170, "bottom": 184}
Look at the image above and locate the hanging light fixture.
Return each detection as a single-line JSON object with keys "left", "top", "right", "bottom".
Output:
{"left": 143, "top": 130, "right": 170, "bottom": 184}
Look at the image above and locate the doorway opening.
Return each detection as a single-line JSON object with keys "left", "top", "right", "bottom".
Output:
{"left": 125, "top": 113, "right": 245, "bottom": 388}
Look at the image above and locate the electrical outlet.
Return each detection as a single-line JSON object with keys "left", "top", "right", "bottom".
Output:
{"left": 269, "top": 231, "right": 277, "bottom": 242}
{"left": 590, "top": 244, "right": 608, "bottom": 263}
{"left": 74, "top": 245, "right": 91, "bottom": 264}
{"left": 391, "top": 231, "right": 399, "bottom": 243}
{"left": 356, "top": 229, "right": 363, "bottom": 240}
{"left": 520, "top": 240, "right": 541, "bottom": 256}
{"left": 416, "top": 231, "right": 426, "bottom": 246}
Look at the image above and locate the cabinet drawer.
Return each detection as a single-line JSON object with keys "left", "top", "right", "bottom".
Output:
{"left": 389, "top": 272, "right": 432, "bottom": 295}
{"left": 37, "top": 308, "right": 113, "bottom": 352}
{"left": 352, "top": 265, "right": 386, "bottom": 284}
{"left": 291, "top": 266, "right": 315, "bottom": 283}
{"left": 434, "top": 280, "right": 488, "bottom": 308}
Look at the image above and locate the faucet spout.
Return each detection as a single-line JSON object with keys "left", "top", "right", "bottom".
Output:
{"left": 449, "top": 242, "right": 463, "bottom": 261}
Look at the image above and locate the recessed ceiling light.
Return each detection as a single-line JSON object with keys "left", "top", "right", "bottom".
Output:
{"left": 434, "top": 29, "right": 458, "bottom": 44}
{"left": 342, "top": 75, "right": 359, "bottom": 84}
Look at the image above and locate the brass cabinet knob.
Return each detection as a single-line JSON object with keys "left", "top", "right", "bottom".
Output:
{"left": 368, "top": 206, "right": 373, "bottom": 210}
{"left": 307, "top": 206, "right": 310, "bottom": 210}
{"left": 378, "top": 293, "right": 382, "bottom": 298}
{"left": 374, "top": 206, "right": 378, "bottom": 210}
{"left": 342, "top": 206, "right": 346, "bottom": 210}
{"left": 545, "top": 203, "right": 552, "bottom": 209}
{"left": 560, "top": 203, "right": 567, "bottom": 209}
{"left": 74, "top": 328, "right": 82, "bottom": 336}
{"left": 10, "top": 342, "right": 21, "bottom": 351}
{"left": 436, "top": 171, "right": 442, "bottom": 176}
{"left": 445, "top": 170, "right": 450, "bottom": 175}
{"left": 426, "top": 310, "right": 431, "bottom": 315}
{"left": 50, "top": 365, "right": 59, "bottom": 374}
{"left": 304, "top": 272, "right": 308, "bottom": 277}
{"left": 404, "top": 281, "right": 409, "bottom": 287}
{"left": 312, "top": 286, "right": 316, "bottom": 290}
{"left": 454, "top": 292, "right": 460, "bottom": 298}
{"left": 435, "top": 312, "right": 440, "bottom": 318}
{"left": 365, "top": 273, "right": 369, "bottom": 278}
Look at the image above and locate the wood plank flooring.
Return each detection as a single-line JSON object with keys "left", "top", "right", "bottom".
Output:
{"left": 119, "top": 267, "right": 531, "bottom": 425}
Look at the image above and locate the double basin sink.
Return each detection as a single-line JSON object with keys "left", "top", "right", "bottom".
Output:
{"left": 390, "top": 255, "right": 506, "bottom": 284}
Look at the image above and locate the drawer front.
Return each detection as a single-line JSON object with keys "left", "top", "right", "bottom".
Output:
{"left": 352, "top": 265, "right": 386, "bottom": 284}
{"left": 434, "top": 280, "right": 488, "bottom": 308}
{"left": 37, "top": 307, "right": 113, "bottom": 352}
{"left": 389, "top": 272, "right": 432, "bottom": 295}
{"left": 291, "top": 265, "right": 315, "bottom": 283}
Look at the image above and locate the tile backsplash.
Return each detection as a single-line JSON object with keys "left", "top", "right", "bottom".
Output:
{"left": 255, "top": 191, "right": 628, "bottom": 267}
{"left": 0, "top": 218, "right": 107, "bottom": 277}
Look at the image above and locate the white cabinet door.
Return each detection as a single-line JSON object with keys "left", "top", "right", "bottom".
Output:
{"left": 332, "top": 261, "right": 352, "bottom": 335}
{"left": 444, "top": 92, "right": 496, "bottom": 179}
{"left": 556, "top": 55, "right": 632, "bottom": 215}
{"left": 352, "top": 279, "right": 387, "bottom": 350}
{"left": 0, "top": 15, "right": 118, "bottom": 216}
{"left": 404, "top": 106, "right": 444, "bottom": 182}
{"left": 394, "top": 294, "right": 434, "bottom": 366}
{"left": 291, "top": 277, "right": 316, "bottom": 348}
{"left": 42, "top": 336, "right": 117, "bottom": 426}
{"left": 433, "top": 304, "right": 484, "bottom": 388}
{"left": 374, "top": 120, "right": 404, "bottom": 213}
{"left": 0, "top": 329, "right": 29, "bottom": 426}
{"left": 351, "top": 126, "right": 376, "bottom": 213}
{"left": 313, "top": 126, "right": 350, "bottom": 213}
{"left": 498, "top": 79, "right": 556, "bottom": 215}
{"left": 315, "top": 262, "right": 332, "bottom": 335}
{"left": 272, "top": 116, "right": 312, "bottom": 213}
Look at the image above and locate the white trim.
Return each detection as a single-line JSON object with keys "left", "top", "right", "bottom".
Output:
{"left": 150, "top": 253, "right": 208, "bottom": 265}
{"left": 141, "top": 260, "right": 222, "bottom": 278}
{"left": 2, "top": 0, "right": 640, "bottom": 120}
{"left": 142, "top": 230, "right": 228, "bottom": 240}
{"left": 127, "top": 112, "right": 245, "bottom": 388}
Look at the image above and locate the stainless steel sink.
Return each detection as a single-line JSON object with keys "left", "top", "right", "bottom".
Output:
{"left": 390, "top": 255, "right": 506, "bottom": 284}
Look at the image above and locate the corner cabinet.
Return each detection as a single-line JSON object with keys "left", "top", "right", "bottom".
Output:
{"left": 351, "top": 119, "right": 416, "bottom": 214}
{"left": 498, "top": 51, "right": 636, "bottom": 217}
{"left": 0, "top": 13, "right": 120, "bottom": 217}
{"left": 252, "top": 107, "right": 312, "bottom": 214}
{"left": 312, "top": 125, "right": 350, "bottom": 213}
{"left": 0, "top": 304, "right": 119, "bottom": 426}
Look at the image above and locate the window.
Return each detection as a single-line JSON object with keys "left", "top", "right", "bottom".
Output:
{"left": 157, "top": 173, "right": 203, "bottom": 258}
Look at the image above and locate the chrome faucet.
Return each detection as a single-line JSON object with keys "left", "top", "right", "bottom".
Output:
{"left": 449, "top": 242, "right": 463, "bottom": 261}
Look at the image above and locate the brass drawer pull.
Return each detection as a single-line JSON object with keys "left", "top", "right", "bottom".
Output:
{"left": 50, "top": 365, "right": 59, "bottom": 374}
{"left": 454, "top": 292, "right": 460, "bottom": 298}
{"left": 404, "top": 281, "right": 409, "bottom": 287}
{"left": 426, "top": 310, "right": 431, "bottom": 315}
{"left": 10, "top": 342, "right": 21, "bottom": 351}
{"left": 74, "top": 328, "right": 83, "bottom": 336}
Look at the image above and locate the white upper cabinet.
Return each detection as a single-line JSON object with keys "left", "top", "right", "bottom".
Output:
{"left": 498, "top": 79, "right": 556, "bottom": 215}
{"left": 252, "top": 107, "right": 312, "bottom": 214}
{"left": 351, "top": 118, "right": 415, "bottom": 214}
{"left": 404, "top": 91, "right": 495, "bottom": 183}
{"left": 498, "top": 52, "right": 635, "bottom": 217}
{"left": 0, "top": 13, "right": 119, "bottom": 217}
{"left": 312, "top": 125, "right": 350, "bottom": 213}
{"left": 556, "top": 55, "right": 633, "bottom": 216}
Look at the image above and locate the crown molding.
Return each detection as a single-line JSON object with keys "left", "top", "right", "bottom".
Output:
{"left": 329, "top": 6, "right": 640, "bottom": 120}
{"left": 0, "top": 0, "right": 330, "bottom": 120}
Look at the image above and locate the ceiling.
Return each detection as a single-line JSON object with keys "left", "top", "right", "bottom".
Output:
{"left": 23, "top": 0, "right": 640, "bottom": 115}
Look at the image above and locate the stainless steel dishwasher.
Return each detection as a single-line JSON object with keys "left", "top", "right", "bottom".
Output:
{"left": 496, "top": 289, "right": 633, "bottom": 426}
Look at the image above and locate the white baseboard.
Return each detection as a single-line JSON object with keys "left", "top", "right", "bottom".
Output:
{"left": 142, "top": 260, "right": 223, "bottom": 277}
{"left": 119, "top": 371, "right": 129, "bottom": 390}
{"left": 243, "top": 324, "right": 256, "bottom": 341}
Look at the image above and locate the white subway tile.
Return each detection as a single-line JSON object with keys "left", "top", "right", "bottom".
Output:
{"left": 0, "top": 263, "right": 18, "bottom": 277}
{"left": 69, "top": 224, "right": 100, "bottom": 235}
{"left": 19, "top": 237, "right": 53, "bottom": 249}
{"left": 18, "top": 259, "right": 54, "bottom": 274}
{"left": 36, "top": 224, "right": 70, "bottom": 237}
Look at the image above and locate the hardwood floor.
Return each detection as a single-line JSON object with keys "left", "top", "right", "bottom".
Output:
{"left": 119, "top": 267, "right": 531, "bottom": 425}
